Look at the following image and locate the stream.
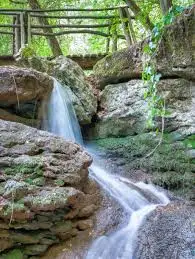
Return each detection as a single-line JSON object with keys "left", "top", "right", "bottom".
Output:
{"left": 43, "top": 79, "right": 170, "bottom": 259}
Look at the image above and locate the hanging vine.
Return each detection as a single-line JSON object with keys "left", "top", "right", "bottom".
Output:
{"left": 142, "top": 5, "right": 185, "bottom": 129}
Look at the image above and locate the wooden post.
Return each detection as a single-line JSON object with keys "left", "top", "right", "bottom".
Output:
{"left": 20, "top": 12, "right": 25, "bottom": 48}
{"left": 112, "top": 27, "right": 117, "bottom": 52}
{"left": 118, "top": 7, "right": 131, "bottom": 46}
{"left": 106, "top": 24, "right": 111, "bottom": 53}
{"left": 23, "top": 12, "right": 32, "bottom": 45}
{"left": 15, "top": 14, "right": 21, "bottom": 53}
{"left": 124, "top": 7, "right": 136, "bottom": 44}
{"left": 27, "top": 13, "right": 32, "bottom": 45}
{"left": 12, "top": 16, "right": 16, "bottom": 55}
{"left": 23, "top": 11, "right": 29, "bottom": 45}
{"left": 111, "top": 19, "right": 118, "bottom": 52}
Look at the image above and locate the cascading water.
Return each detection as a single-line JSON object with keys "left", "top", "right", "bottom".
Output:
{"left": 43, "top": 79, "right": 83, "bottom": 145}
{"left": 44, "top": 79, "right": 169, "bottom": 259}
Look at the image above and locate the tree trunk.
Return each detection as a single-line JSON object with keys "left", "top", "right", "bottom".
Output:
{"left": 160, "top": 0, "right": 173, "bottom": 15}
{"left": 27, "top": 0, "right": 62, "bottom": 56}
{"left": 123, "top": 0, "right": 154, "bottom": 31}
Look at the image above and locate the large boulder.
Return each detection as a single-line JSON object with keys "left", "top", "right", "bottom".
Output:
{"left": 0, "top": 66, "right": 53, "bottom": 127}
{"left": 87, "top": 79, "right": 195, "bottom": 138}
{"left": 17, "top": 56, "right": 97, "bottom": 125}
{"left": 94, "top": 7, "right": 195, "bottom": 87}
{"left": 0, "top": 120, "right": 99, "bottom": 258}
{"left": 88, "top": 80, "right": 147, "bottom": 138}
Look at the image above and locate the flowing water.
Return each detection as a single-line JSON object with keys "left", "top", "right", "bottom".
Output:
{"left": 44, "top": 79, "right": 170, "bottom": 259}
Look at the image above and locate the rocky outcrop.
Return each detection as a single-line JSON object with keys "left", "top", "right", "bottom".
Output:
{"left": 94, "top": 7, "right": 195, "bottom": 87}
{"left": 88, "top": 78, "right": 195, "bottom": 138}
{"left": 88, "top": 80, "right": 147, "bottom": 138}
{"left": 17, "top": 56, "right": 97, "bottom": 125}
{"left": 89, "top": 7, "right": 195, "bottom": 139}
{"left": 0, "top": 66, "right": 53, "bottom": 127}
{"left": 0, "top": 120, "right": 99, "bottom": 258}
{"left": 94, "top": 44, "right": 143, "bottom": 88}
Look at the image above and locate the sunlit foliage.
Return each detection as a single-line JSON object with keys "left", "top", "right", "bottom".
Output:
{"left": 0, "top": 0, "right": 193, "bottom": 56}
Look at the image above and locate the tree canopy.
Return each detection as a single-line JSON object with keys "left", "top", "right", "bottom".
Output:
{"left": 0, "top": 0, "right": 193, "bottom": 56}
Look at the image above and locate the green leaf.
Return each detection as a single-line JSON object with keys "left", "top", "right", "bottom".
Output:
{"left": 144, "top": 91, "right": 148, "bottom": 99}
{"left": 143, "top": 45, "right": 150, "bottom": 54}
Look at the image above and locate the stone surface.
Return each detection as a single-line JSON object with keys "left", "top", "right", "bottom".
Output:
{"left": 94, "top": 7, "right": 195, "bottom": 87}
{"left": 0, "top": 66, "right": 53, "bottom": 127}
{"left": 135, "top": 203, "right": 195, "bottom": 259}
{"left": 87, "top": 79, "right": 195, "bottom": 138}
{"left": 94, "top": 43, "right": 143, "bottom": 88}
{"left": 0, "top": 119, "right": 99, "bottom": 258}
{"left": 88, "top": 80, "right": 147, "bottom": 138}
{"left": 17, "top": 56, "right": 97, "bottom": 125}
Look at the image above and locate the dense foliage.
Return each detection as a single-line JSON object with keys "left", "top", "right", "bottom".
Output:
{"left": 0, "top": 0, "right": 193, "bottom": 56}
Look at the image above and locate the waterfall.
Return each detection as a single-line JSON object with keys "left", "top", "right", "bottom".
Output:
{"left": 43, "top": 79, "right": 83, "bottom": 145}
{"left": 44, "top": 79, "right": 169, "bottom": 259}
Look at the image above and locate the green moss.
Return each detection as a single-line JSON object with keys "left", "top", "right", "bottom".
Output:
{"left": 184, "top": 137, "right": 195, "bottom": 148}
{"left": 94, "top": 133, "right": 195, "bottom": 198}
{"left": 20, "top": 45, "right": 36, "bottom": 58}
{"left": 32, "top": 177, "right": 45, "bottom": 186}
{"left": 4, "top": 163, "right": 43, "bottom": 177}
{"left": 54, "top": 179, "right": 65, "bottom": 186}
{"left": 3, "top": 249, "right": 23, "bottom": 259}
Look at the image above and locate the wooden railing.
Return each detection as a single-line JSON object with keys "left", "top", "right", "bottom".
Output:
{"left": 0, "top": 6, "right": 136, "bottom": 56}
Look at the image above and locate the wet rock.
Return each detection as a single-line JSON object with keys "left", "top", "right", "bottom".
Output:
{"left": 87, "top": 80, "right": 147, "bottom": 138}
{"left": 135, "top": 203, "right": 195, "bottom": 259}
{"left": 77, "top": 219, "right": 93, "bottom": 230}
{"left": 0, "top": 108, "right": 38, "bottom": 127}
{"left": 24, "top": 244, "right": 49, "bottom": 256}
{"left": 78, "top": 204, "right": 98, "bottom": 218}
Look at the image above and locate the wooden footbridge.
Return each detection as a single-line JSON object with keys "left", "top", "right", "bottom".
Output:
{"left": 0, "top": 6, "right": 136, "bottom": 69}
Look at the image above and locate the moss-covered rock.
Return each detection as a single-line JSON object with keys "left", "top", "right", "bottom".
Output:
{"left": 94, "top": 133, "right": 195, "bottom": 199}
{"left": 0, "top": 120, "right": 98, "bottom": 258}
{"left": 2, "top": 249, "right": 24, "bottom": 259}
{"left": 94, "top": 7, "right": 195, "bottom": 87}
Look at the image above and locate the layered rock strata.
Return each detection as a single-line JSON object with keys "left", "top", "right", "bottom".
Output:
{"left": 0, "top": 120, "right": 99, "bottom": 258}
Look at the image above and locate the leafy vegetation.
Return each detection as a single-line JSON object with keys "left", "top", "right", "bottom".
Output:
{"left": 142, "top": 5, "right": 186, "bottom": 127}
{"left": 0, "top": 0, "right": 193, "bottom": 56}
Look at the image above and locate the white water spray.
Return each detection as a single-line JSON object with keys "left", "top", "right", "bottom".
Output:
{"left": 43, "top": 79, "right": 83, "bottom": 145}
{"left": 44, "top": 79, "right": 169, "bottom": 259}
